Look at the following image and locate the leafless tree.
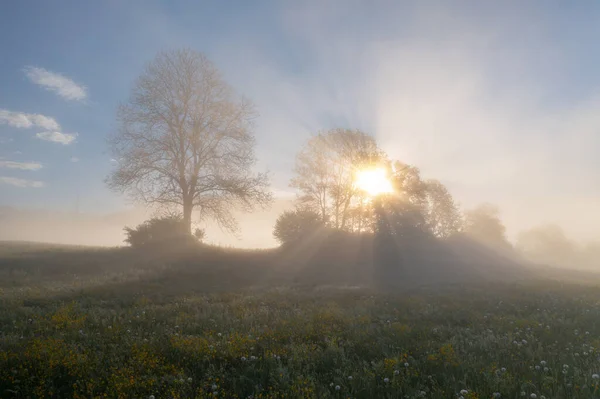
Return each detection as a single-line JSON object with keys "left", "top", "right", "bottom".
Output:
{"left": 106, "top": 49, "right": 272, "bottom": 233}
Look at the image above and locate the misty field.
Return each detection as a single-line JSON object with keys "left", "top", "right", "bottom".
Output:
{"left": 2, "top": 244, "right": 600, "bottom": 399}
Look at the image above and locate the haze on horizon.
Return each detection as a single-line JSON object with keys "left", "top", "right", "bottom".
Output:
{"left": 1, "top": 1, "right": 599, "bottom": 254}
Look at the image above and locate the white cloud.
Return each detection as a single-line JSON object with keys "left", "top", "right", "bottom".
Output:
{"left": 0, "top": 109, "right": 60, "bottom": 130}
{"left": 36, "top": 131, "right": 77, "bottom": 145}
{"left": 0, "top": 176, "right": 45, "bottom": 188}
{"left": 70, "top": 156, "right": 80, "bottom": 163}
{"left": 0, "top": 160, "right": 43, "bottom": 171}
{"left": 23, "top": 66, "right": 87, "bottom": 101}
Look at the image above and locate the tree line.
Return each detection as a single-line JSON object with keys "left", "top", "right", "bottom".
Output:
{"left": 107, "top": 48, "right": 596, "bottom": 270}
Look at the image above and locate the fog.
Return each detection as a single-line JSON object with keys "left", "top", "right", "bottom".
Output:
{"left": 0, "top": 196, "right": 294, "bottom": 248}
{"left": 1, "top": 1, "right": 599, "bottom": 268}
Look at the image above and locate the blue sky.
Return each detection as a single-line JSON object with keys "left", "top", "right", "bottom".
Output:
{"left": 1, "top": 1, "right": 600, "bottom": 245}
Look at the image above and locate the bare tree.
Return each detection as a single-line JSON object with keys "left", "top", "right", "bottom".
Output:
{"left": 290, "top": 128, "right": 384, "bottom": 229}
{"left": 107, "top": 49, "right": 272, "bottom": 233}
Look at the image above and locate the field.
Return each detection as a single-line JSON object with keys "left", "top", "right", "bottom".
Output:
{"left": 2, "top": 242, "right": 600, "bottom": 398}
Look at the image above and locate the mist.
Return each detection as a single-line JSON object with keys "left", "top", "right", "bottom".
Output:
{"left": 2, "top": 1, "right": 600, "bottom": 270}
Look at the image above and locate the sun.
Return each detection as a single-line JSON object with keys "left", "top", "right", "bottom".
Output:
{"left": 354, "top": 168, "right": 394, "bottom": 197}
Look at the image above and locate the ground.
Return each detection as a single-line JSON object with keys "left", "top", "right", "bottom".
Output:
{"left": 1, "top": 242, "right": 600, "bottom": 398}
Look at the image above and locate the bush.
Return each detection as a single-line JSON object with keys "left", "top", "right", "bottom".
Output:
{"left": 273, "top": 209, "right": 324, "bottom": 245}
{"left": 124, "top": 214, "right": 195, "bottom": 248}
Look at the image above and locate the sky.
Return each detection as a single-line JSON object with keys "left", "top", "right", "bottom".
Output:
{"left": 1, "top": 0, "right": 600, "bottom": 247}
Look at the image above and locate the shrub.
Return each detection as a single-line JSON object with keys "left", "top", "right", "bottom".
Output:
{"left": 273, "top": 209, "right": 324, "bottom": 245}
{"left": 124, "top": 214, "right": 195, "bottom": 248}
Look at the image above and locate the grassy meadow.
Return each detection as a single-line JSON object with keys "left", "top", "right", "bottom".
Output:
{"left": 2, "top": 242, "right": 600, "bottom": 398}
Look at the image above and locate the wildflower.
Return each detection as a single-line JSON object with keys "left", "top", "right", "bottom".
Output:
{"left": 330, "top": 383, "right": 334, "bottom": 387}
{"left": 394, "top": 370, "right": 400, "bottom": 375}
{"left": 593, "top": 374, "right": 600, "bottom": 379}
{"left": 530, "top": 394, "right": 536, "bottom": 399}
{"left": 347, "top": 376, "right": 353, "bottom": 380}
{"left": 241, "top": 356, "right": 247, "bottom": 361}
{"left": 217, "top": 333, "right": 222, "bottom": 337}
{"left": 522, "top": 339, "right": 528, "bottom": 344}
{"left": 540, "top": 361, "right": 546, "bottom": 366}
{"left": 212, "top": 384, "right": 218, "bottom": 390}
{"left": 544, "top": 367, "right": 549, "bottom": 372}
{"left": 335, "top": 385, "right": 341, "bottom": 391}
{"left": 149, "top": 396, "right": 155, "bottom": 399}
{"left": 535, "top": 366, "right": 540, "bottom": 371}
{"left": 501, "top": 367, "right": 507, "bottom": 373}
{"left": 404, "top": 362, "right": 409, "bottom": 367}
{"left": 250, "top": 355, "right": 256, "bottom": 361}
{"left": 384, "top": 378, "right": 390, "bottom": 383}
{"left": 460, "top": 390, "right": 468, "bottom": 395}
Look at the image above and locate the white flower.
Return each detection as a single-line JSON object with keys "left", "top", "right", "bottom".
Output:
{"left": 347, "top": 376, "right": 353, "bottom": 380}
{"left": 394, "top": 370, "right": 400, "bottom": 375}
{"left": 460, "top": 390, "right": 468, "bottom": 395}
{"left": 593, "top": 374, "right": 600, "bottom": 379}
{"left": 540, "top": 361, "right": 547, "bottom": 366}
{"left": 404, "top": 362, "right": 409, "bottom": 367}
{"left": 522, "top": 339, "right": 528, "bottom": 344}
{"left": 188, "top": 377, "right": 193, "bottom": 382}
{"left": 212, "top": 384, "right": 218, "bottom": 390}
{"left": 330, "top": 383, "right": 334, "bottom": 387}
{"left": 501, "top": 367, "right": 507, "bottom": 372}
{"left": 563, "top": 364, "right": 569, "bottom": 369}
{"left": 241, "top": 356, "right": 247, "bottom": 361}
{"left": 535, "top": 365, "right": 540, "bottom": 370}
{"left": 384, "top": 378, "right": 390, "bottom": 383}
{"left": 335, "top": 385, "right": 341, "bottom": 391}
{"left": 544, "top": 367, "right": 549, "bottom": 372}
{"left": 530, "top": 394, "right": 536, "bottom": 399}
{"left": 217, "top": 333, "right": 222, "bottom": 337}
{"left": 149, "top": 396, "right": 155, "bottom": 399}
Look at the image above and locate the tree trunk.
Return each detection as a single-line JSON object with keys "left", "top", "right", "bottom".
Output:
{"left": 183, "top": 198, "right": 193, "bottom": 234}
